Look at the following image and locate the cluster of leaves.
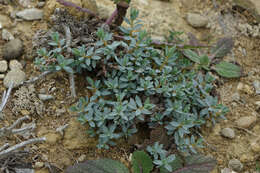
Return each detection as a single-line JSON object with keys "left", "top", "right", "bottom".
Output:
{"left": 35, "top": 8, "right": 229, "bottom": 154}
{"left": 147, "top": 142, "right": 176, "bottom": 172}
{"left": 183, "top": 37, "right": 242, "bottom": 78}
{"left": 65, "top": 149, "right": 217, "bottom": 173}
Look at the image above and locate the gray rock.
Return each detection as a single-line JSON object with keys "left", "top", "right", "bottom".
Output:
{"left": 236, "top": 116, "right": 257, "bottom": 128}
{"left": 186, "top": 13, "right": 208, "bottom": 28}
{"left": 253, "top": 80, "right": 260, "bottom": 94}
{"left": 37, "top": 2, "right": 45, "bottom": 8}
{"left": 221, "top": 128, "right": 235, "bottom": 139}
{"left": 16, "top": 8, "right": 43, "bottom": 20}
{"left": 0, "top": 74, "right": 5, "bottom": 79}
{"left": 255, "top": 101, "right": 260, "bottom": 110}
{"left": 221, "top": 168, "right": 236, "bottom": 173}
{"left": 3, "top": 39, "right": 23, "bottom": 60}
{"left": 4, "top": 69, "right": 26, "bottom": 88}
{"left": 34, "top": 161, "right": 44, "bottom": 168}
{"left": 221, "top": 168, "right": 237, "bottom": 173}
{"left": 231, "top": 92, "right": 240, "bottom": 101}
{"left": 38, "top": 94, "right": 54, "bottom": 101}
{"left": 250, "top": 140, "right": 260, "bottom": 152}
{"left": 228, "top": 159, "right": 243, "bottom": 172}
{"left": 56, "top": 108, "right": 66, "bottom": 116}
{"left": 9, "top": 60, "right": 23, "bottom": 70}
{"left": 0, "top": 60, "right": 8, "bottom": 72}
{"left": 18, "top": 0, "right": 32, "bottom": 7}
{"left": 2, "top": 29, "right": 14, "bottom": 41}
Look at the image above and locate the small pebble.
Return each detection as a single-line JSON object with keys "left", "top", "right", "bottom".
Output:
{"left": 56, "top": 108, "right": 66, "bottom": 116}
{"left": 220, "top": 128, "right": 235, "bottom": 139}
{"left": 38, "top": 94, "right": 54, "bottom": 101}
{"left": 255, "top": 101, "right": 260, "bottom": 110}
{"left": 78, "top": 154, "right": 87, "bottom": 162}
{"left": 231, "top": 92, "right": 240, "bottom": 101}
{"left": 250, "top": 140, "right": 260, "bottom": 152}
{"left": 2, "top": 29, "right": 14, "bottom": 41}
{"left": 0, "top": 60, "right": 8, "bottom": 72}
{"left": 221, "top": 168, "right": 236, "bottom": 173}
{"left": 37, "top": 2, "right": 45, "bottom": 8}
{"left": 236, "top": 116, "right": 257, "bottom": 128}
{"left": 21, "top": 109, "right": 30, "bottom": 116}
{"left": 237, "top": 82, "right": 244, "bottom": 91}
{"left": 0, "top": 74, "right": 5, "bottom": 79}
{"left": 9, "top": 60, "right": 23, "bottom": 70}
{"left": 228, "top": 159, "right": 243, "bottom": 172}
{"left": 186, "top": 13, "right": 208, "bottom": 28}
{"left": 253, "top": 80, "right": 260, "bottom": 94}
{"left": 34, "top": 161, "right": 44, "bottom": 169}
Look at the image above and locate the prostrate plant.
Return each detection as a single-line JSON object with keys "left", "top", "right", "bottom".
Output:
{"left": 35, "top": 8, "right": 229, "bottom": 155}
{"left": 65, "top": 150, "right": 217, "bottom": 173}
{"left": 131, "top": 150, "right": 153, "bottom": 173}
{"left": 147, "top": 142, "right": 175, "bottom": 172}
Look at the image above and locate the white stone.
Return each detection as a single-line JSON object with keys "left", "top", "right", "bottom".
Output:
{"left": 253, "top": 80, "right": 260, "bottom": 94}
{"left": 34, "top": 161, "right": 44, "bottom": 168}
{"left": 0, "top": 60, "right": 8, "bottom": 72}
{"left": 38, "top": 94, "right": 54, "bottom": 101}
{"left": 16, "top": 8, "right": 43, "bottom": 21}
{"left": 228, "top": 159, "right": 243, "bottom": 172}
{"left": 186, "top": 13, "right": 208, "bottom": 28}
{"left": 221, "top": 128, "right": 235, "bottom": 139}
{"left": 1, "top": 29, "right": 14, "bottom": 41}
{"left": 9, "top": 60, "right": 23, "bottom": 70}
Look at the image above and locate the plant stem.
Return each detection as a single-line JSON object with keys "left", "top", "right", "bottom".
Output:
{"left": 105, "top": 9, "right": 118, "bottom": 25}
{"left": 0, "top": 137, "right": 46, "bottom": 158}
{"left": 114, "top": 2, "right": 129, "bottom": 26}
{"left": 56, "top": 0, "right": 100, "bottom": 19}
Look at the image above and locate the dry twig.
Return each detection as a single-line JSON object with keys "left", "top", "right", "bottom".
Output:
{"left": 22, "top": 71, "right": 53, "bottom": 85}
{"left": 0, "top": 82, "right": 14, "bottom": 113}
{"left": 0, "top": 116, "right": 31, "bottom": 138}
{"left": 63, "top": 25, "right": 76, "bottom": 98}
{"left": 0, "top": 137, "right": 46, "bottom": 158}
{"left": 0, "top": 143, "right": 9, "bottom": 152}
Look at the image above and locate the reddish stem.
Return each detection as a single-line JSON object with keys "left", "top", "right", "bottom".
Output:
{"left": 105, "top": 9, "right": 118, "bottom": 25}
{"left": 56, "top": 0, "right": 100, "bottom": 19}
{"left": 114, "top": 2, "right": 129, "bottom": 26}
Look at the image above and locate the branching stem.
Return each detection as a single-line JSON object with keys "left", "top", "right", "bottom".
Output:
{"left": 0, "top": 137, "right": 46, "bottom": 158}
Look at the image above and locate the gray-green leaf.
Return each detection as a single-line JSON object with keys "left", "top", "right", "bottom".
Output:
{"left": 132, "top": 151, "right": 153, "bottom": 173}
{"left": 211, "top": 37, "right": 234, "bottom": 58}
{"left": 65, "top": 159, "right": 129, "bottom": 173}
{"left": 214, "top": 61, "right": 241, "bottom": 78}
{"left": 183, "top": 50, "right": 201, "bottom": 64}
